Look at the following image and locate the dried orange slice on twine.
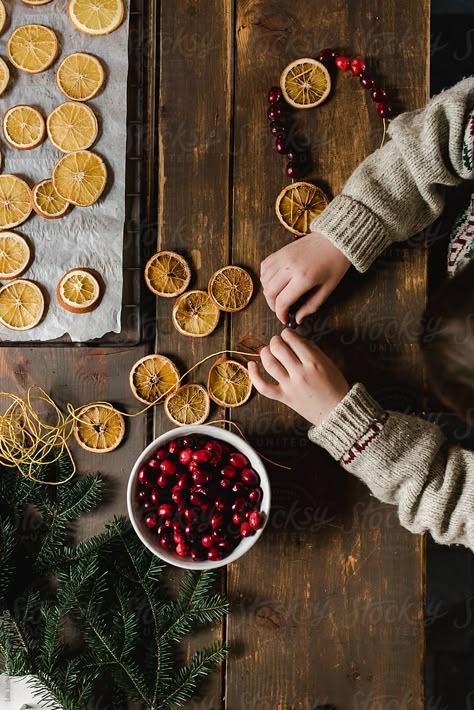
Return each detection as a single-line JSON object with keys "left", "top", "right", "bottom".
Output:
{"left": 172, "top": 290, "right": 220, "bottom": 337}
{"left": 56, "top": 52, "right": 105, "bottom": 102}
{"left": 56, "top": 268, "right": 102, "bottom": 314}
{"left": 3, "top": 105, "right": 46, "bottom": 150}
{"left": 208, "top": 358, "right": 252, "bottom": 408}
{"left": 0, "top": 175, "right": 32, "bottom": 230}
{"left": 31, "top": 179, "right": 71, "bottom": 220}
{"left": 144, "top": 250, "right": 191, "bottom": 298}
{"left": 8, "top": 25, "right": 58, "bottom": 74}
{"left": 74, "top": 403, "right": 125, "bottom": 454}
{"left": 0, "top": 58, "right": 10, "bottom": 96}
{"left": 0, "top": 232, "right": 31, "bottom": 280}
{"left": 129, "top": 354, "right": 180, "bottom": 405}
{"left": 280, "top": 58, "right": 331, "bottom": 109}
{"left": 276, "top": 181, "right": 329, "bottom": 237}
{"left": 208, "top": 266, "right": 253, "bottom": 312}
{"left": 0, "top": 279, "right": 45, "bottom": 331}
{"left": 52, "top": 150, "right": 107, "bottom": 207}
{"left": 165, "top": 384, "right": 210, "bottom": 426}
{"left": 0, "top": 1, "right": 6, "bottom": 35}
{"left": 47, "top": 102, "right": 98, "bottom": 153}
{"left": 68, "top": 0, "right": 124, "bottom": 36}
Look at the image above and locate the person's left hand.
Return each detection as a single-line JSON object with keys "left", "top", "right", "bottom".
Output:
{"left": 248, "top": 328, "right": 349, "bottom": 428}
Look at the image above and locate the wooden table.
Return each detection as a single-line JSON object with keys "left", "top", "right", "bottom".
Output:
{"left": 0, "top": 1, "right": 429, "bottom": 707}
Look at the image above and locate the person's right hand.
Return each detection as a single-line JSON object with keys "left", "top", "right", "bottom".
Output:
{"left": 260, "top": 231, "right": 351, "bottom": 325}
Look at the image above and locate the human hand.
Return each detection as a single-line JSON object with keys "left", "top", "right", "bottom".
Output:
{"left": 260, "top": 232, "right": 351, "bottom": 325}
{"left": 248, "top": 328, "right": 349, "bottom": 428}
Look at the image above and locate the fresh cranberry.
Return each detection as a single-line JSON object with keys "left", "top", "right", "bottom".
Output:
{"left": 156, "top": 474, "right": 168, "bottom": 488}
{"left": 158, "top": 503, "right": 175, "bottom": 518}
{"left": 156, "top": 523, "right": 168, "bottom": 536}
{"left": 218, "top": 540, "right": 233, "bottom": 553}
{"left": 144, "top": 513, "right": 157, "bottom": 529}
{"left": 240, "top": 522, "right": 255, "bottom": 537}
{"left": 204, "top": 440, "right": 223, "bottom": 464}
{"left": 164, "top": 519, "right": 172, "bottom": 528}
{"left": 270, "top": 122, "right": 286, "bottom": 138}
{"left": 171, "top": 486, "right": 187, "bottom": 504}
{"left": 176, "top": 502, "right": 188, "bottom": 516}
{"left": 172, "top": 520, "right": 184, "bottom": 533}
{"left": 317, "top": 47, "right": 336, "bottom": 64}
{"left": 176, "top": 542, "right": 190, "bottom": 557}
{"left": 267, "top": 104, "right": 283, "bottom": 122}
{"left": 138, "top": 466, "right": 149, "bottom": 485}
{"left": 241, "top": 468, "right": 260, "bottom": 486}
{"left": 220, "top": 478, "right": 232, "bottom": 490}
{"left": 201, "top": 534, "right": 213, "bottom": 548}
{"left": 183, "top": 507, "right": 198, "bottom": 523}
{"left": 232, "top": 497, "right": 247, "bottom": 513}
{"left": 229, "top": 452, "right": 248, "bottom": 469}
{"left": 335, "top": 55, "right": 350, "bottom": 71}
{"left": 221, "top": 464, "right": 238, "bottom": 479}
{"left": 190, "top": 491, "right": 206, "bottom": 507}
{"left": 232, "top": 513, "right": 243, "bottom": 526}
{"left": 212, "top": 528, "right": 227, "bottom": 543}
{"left": 155, "top": 447, "right": 168, "bottom": 461}
{"left": 192, "top": 469, "right": 213, "bottom": 485}
{"left": 184, "top": 523, "right": 195, "bottom": 537}
{"left": 268, "top": 86, "right": 282, "bottom": 103}
{"left": 159, "top": 534, "right": 174, "bottom": 550}
{"left": 208, "top": 547, "right": 224, "bottom": 561}
{"left": 377, "top": 101, "right": 392, "bottom": 118}
{"left": 147, "top": 459, "right": 160, "bottom": 472}
{"left": 275, "top": 137, "right": 287, "bottom": 154}
{"left": 176, "top": 473, "right": 192, "bottom": 489}
{"left": 210, "top": 513, "right": 225, "bottom": 529}
{"left": 150, "top": 489, "right": 161, "bottom": 505}
{"left": 191, "top": 547, "right": 207, "bottom": 562}
{"left": 168, "top": 440, "right": 181, "bottom": 455}
{"left": 360, "top": 74, "right": 375, "bottom": 89}
{"left": 214, "top": 496, "right": 227, "bottom": 511}
{"left": 248, "top": 487, "right": 262, "bottom": 504}
{"left": 181, "top": 435, "right": 199, "bottom": 448}
{"left": 173, "top": 532, "right": 185, "bottom": 544}
{"left": 143, "top": 501, "right": 153, "bottom": 510}
{"left": 232, "top": 482, "right": 246, "bottom": 496}
{"left": 350, "top": 58, "right": 366, "bottom": 75}
{"left": 286, "top": 162, "right": 301, "bottom": 179}
{"left": 138, "top": 489, "right": 148, "bottom": 502}
{"left": 179, "top": 448, "right": 193, "bottom": 465}
{"left": 249, "top": 511, "right": 263, "bottom": 530}
{"left": 188, "top": 460, "right": 199, "bottom": 474}
{"left": 192, "top": 449, "right": 212, "bottom": 463}
{"left": 160, "top": 459, "right": 177, "bottom": 476}
{"left": 371, "top": 86, "right": 387, "bottom": 102}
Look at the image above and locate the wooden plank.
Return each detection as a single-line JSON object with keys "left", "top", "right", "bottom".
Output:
{"left": 155, "top": 2, "right": 234, "bottom": 707}
{"left": 226, "top": 0, "right": 428, "bottom": 707}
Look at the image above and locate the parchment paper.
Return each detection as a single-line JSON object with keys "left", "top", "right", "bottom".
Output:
{"left": 0, "top": 0, "right": 130, "bottom": 342}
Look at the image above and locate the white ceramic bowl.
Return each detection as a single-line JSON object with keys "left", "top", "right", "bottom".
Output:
{"left": 127, "top": 424, "right": 271, "bottom": 570}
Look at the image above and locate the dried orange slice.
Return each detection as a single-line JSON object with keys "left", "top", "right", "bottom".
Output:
{"left": 0, "top": 58, "right": 10, "bottom": 96}
{"left": 52, "top": 150, "right": 107, "bottom": 207}
{"left": 144, "top": 251, "right": 191, "bottom": 298}
{"left": 57, "top": 268, "right": 102, "bottom": 314}
{"left": 208, "top": 358, "right": 252, "bottom": 408}
{"left": 208, "top": 266, "right": 253, "bottom": 312}
{"left": 276, "top": 181, "right": 329, "bottom": 237}
{"left": 172, "top": 290, "right": 220, "bottom": 338}
{"left": 47, "top": 102, "right": 98, "bottom": 153}
{"left": 0, "top": 279, "right": 44, "bottom": 331}
{"left": 0, "top": 175, "right": 32, "bottom": 230}
{"left": 31, "top": 179, "right": 71, "bottom": 220}
{"left": 3, "top": 106, "right": 46, "bottom": 150}
{"left": 130, "top": 354, "right": 180, "bottom": 405}
{"left": 0, "top": 1, "right": 5, "bottom": 35}
{"left": 68, "top": 0, "right": 124, "bottom": 36}
{"left": 74, "top": 403, "right": 125, "bottom": 454}
{"left": 8, "top": 25, "right": 58, "bottom": 74}
{"left": 56, "top": 52, "right": 105, "bottom": 102}
{"left": 280, "top": 58, "right": 331, "bottom": 109}
{"left": 165, "top": 384, "right": 210, "bottom": 426}
{"left": 0, "top": 232, "right": 31, "bottom": 280}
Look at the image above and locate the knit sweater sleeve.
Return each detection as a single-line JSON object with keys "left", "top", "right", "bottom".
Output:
{"left": 309, "top": 78, "right": 474, "bottom": 272}
{"left": 308, "top": 384, "right": 474, "bottom": 549}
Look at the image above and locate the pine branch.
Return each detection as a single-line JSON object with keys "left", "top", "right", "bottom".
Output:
{"left": 159, "top": 642, "right": 228, "bottom": 709}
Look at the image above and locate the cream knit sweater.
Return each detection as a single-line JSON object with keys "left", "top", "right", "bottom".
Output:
{"left": 307, "top": 78, "right": 474, "bottom": 550}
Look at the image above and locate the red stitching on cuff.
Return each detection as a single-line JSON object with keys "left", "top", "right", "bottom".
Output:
{"left": 340, "top": 413, "right": 389, "bottom": 465}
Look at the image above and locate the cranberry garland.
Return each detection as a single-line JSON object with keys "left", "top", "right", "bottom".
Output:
{"left": 267, "top": 48, "right": 393, "bottom": 180}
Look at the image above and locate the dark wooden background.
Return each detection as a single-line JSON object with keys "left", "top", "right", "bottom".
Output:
{"left": 0, "top": 0, "right": 429, "bottom": 708}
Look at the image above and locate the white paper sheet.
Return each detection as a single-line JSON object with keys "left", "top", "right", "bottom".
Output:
{"left": 0, "top": 0, "right": 130, "bottom": 342}
{"left": 0, "top": 674, "right": 45, "bottom": 709}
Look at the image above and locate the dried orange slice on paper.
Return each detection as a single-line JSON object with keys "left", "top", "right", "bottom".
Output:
{"left": 165, "top": 384, "right": 210, "bottom": 426}
{"left": 8, "top": 25, "right": 58, "bottom": 74}
{"left": 0, "top": 58, "right": 10, "bottom": 96}
{"left": 208, "top": 358, "right": 252, "bottom": 408}
{"left": 56, "top": 268, "right": 102, "bottom": 314}
{"left": 0, "top": 175, "right": 32, "bottom": 230}
{"left": 276, "top": 181, "right": 329, "bottom": 237}
{"left": 172, "top": 290, "right": 220, "bottom": 338}
{"left": 0, "top": 1, "right": 6, "bottom": 35}
{"left": 208, "top": 265, "right": 253, "bottom": 312}
{"left": 130, "top": 354, "right": 180, "bottom": 405}
{"left": 0, "top": 232, "right": 31, "bottom": 280}
{"left": 0, "top": 279, "right": 45, "bottom": 331}
{"left": 74, "top": 403, "right": 125, "bottom": 454}
{"left": 57, "top": 52, "right": 105, "bottom": 102}
{"left": 32, "top": 179, "right": 71, "bottom": 219}
{"left": 47, "top": 102, "right": 98, "bottom": 153}
{"left": 3, "top": 105, "right": 46, "bottom": 150}
{"left": 144, "top": 250, "right": 191, "bottom": 298}
{"left": 68, "top": 0, "right": 124, "bottom": 36}
{"left": 52, "top": 150, "right": 107, "bottom": 207}
{"left": 280, "top": 58, "right": 331, "bottom": 109}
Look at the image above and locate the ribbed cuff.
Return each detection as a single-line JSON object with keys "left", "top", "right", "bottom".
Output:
{"left": 310, "top": 194, "right": 392, "bottom": 273}
{"left": 308, "top": 383, "right": 385, "bottom": 460}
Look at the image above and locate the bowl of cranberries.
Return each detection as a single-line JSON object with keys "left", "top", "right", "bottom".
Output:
{"left": 127, "top": 425, "right": 270, "bottom": 569}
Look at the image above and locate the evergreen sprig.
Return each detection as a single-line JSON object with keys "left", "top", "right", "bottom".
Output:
{"left": 0, "top": 456, "right": 229, "bottom": 709}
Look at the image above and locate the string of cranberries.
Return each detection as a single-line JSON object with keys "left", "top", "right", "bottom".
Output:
{"left": 267, "top": 48, "right": 392, "bottom": 180}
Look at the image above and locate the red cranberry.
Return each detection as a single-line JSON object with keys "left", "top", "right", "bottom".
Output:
{"left": 201, "top": 534, "right": 213, "bottom": 548}
{"left": 232, "top": 513, "right": 243, "bottom": 526}
{"left": 173, "top": 532, "right": 185, "bottom": 544}
{"left": 176, "top": 542, "right": 190, "bottom": 557}
{"left": 210, "top": 513, "right": 225, "bottom": 529}
{"left": 157, "top": 474, "right": 170, "bottom": 488}
{"left": 192, "top": 449, "right": 212, "bottom": 463}
{"left": 158, "top": 503, "right": 175, "bottom": 518}
{"left": 317, "top": 47, "right": 336, "bottom": 64}
{"left": 229, "top": 452, "right": 248, "bottom": 469}
{"left": 221, "top": 464, "right": 238, "bottom": 479}
{"left": 190, "top": 491, "right": 206, "bottom": 507}
{"left": 275, "top": 137, "right": 287, "bottom": 154}
{"left": 232, "top": 482, "right": 246, "bottom": 496}
{"left": 377, "top": 101, "right": 392, "bottom": 118}
{"left": 145, "top": 513, "right": 157, "bottom": 529}
{"left": 240, "top": 522, "right": 255, "bottom": 537}
{"left": 286, "top": 162, "right": 300, "bottom": 179}
{"left": 191, "top": 547, "right": 207, "bottom": 562}
{"left": 335, "top": 55, "right": 350, "bottom": 71}
{"left": 192, "top": 470, "right": 212, "bottom": 485}
{"left": 214, "top": 496, "right": 227, "bottom": 511}
{"left": 350, "top": 58, "right": 366, "bottom": 75}
{"left": 164, "top": 519, "right": 172, "bottom": 528}
{"left": 156, "top": 523, "right": 168, "bottom": 536}
{"left": 176, "top": 473, "right": 192, "bottom": 489}
{"left": 138, "top": 489, "right": 148, "bottom": 502}
{"left": 138, "top": 466, "right": 149, "bottom": 485}
{"left": 220, "top": 477, "right": 232, "bottom": 490}
{"left": 248, "top": 487, "right": 262, "bottom": 504}
{"left": 184, "top": 523, "right": 195, "bottom": 537}
{"left": 200, "top": 502, "right": 213, "bottom": 518}
{"left": 360, "top": 74, "right": 375, "bottom": 89}
{"left": 196, "top": 483, "right": 217, "bottom": 499}
{"left": 159, "top": 534, "right": 174, "bottom": 550}
{"left": 147, "top": 458, "right": 161, "bottom": 471}
{"left": 168, "top": 439, "right": 181, "bottom": 455}
{"left": 268, "top": 86, "right": 282, "bottom": 103}
{"left": 371, "top": 86, "right": 387, "bottom": 102}
{"left": 270, "top": 122, "right": 286, "bottom": 138}
{"left": 212, "top": 528, "right": 226, "bottom": 543}
{"left": 179, "top": 447, "right": 193, "bottom": 465}
{"left": 160, "top": 459, "right": 177, "bottom": 476}
{"left": 267, "top": 104, "right": 283, "bottom": 121}
{"left": 171, "top": 486, "right": 187, "bottom": 504}
{"left": 241, "top": 468, "right": 260, "bottom": 486}
{"left": 249, "top": 511, "right": 263, "bottom": 530}
{"left": 150, "top": 489, "right": 161, "bottom": 505}
{"left": 155, "top": 447, "right": 168, "bottom": 461}
{"left": 176, "top": 502, "right": 188, "bottom": 517}
{"left": 143, "top": 501, "right": 153, "bottom": 510}
{"left": 208, "top": 547, "right": 224, "bottom": 561}
{"left": 232, "top": 497, "right": 247, "bottom": 513}
{"left": 172, "top": 520, "right": 184, "bottom": 533}
{"left": 184, "top": 507, "right": 198, "bottom": 523}
{"left": 218, "top": 540, "right": 233, "bottom": 553}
